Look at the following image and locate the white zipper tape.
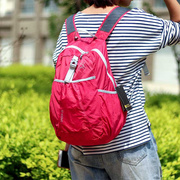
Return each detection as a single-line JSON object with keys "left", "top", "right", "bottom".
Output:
{"left": 65, "top": 45, "right": 85, "bottom": 54}
{"left": 91, "top": 49, "right": 116, "bottom": 89}
{"left": 98, "top": 89, "right": 117, "bottom": 94}
{"left": 54, "top": 76, "right": 96, "bottom": 83}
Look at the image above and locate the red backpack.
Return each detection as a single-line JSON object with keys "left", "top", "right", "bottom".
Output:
{"left": 49, "top": 7, "right": 130, "bottom": 146}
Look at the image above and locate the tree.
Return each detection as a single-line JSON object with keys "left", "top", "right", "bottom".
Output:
{"left": 44, "top": 0, "right": 87, "bottom": 15}
{"left": 43, "top": 0, "right": 87, "bottom": 42}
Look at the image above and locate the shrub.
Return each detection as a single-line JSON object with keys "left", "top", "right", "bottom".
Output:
{"left": 0, "top": 65, "right": 180, "bottom": 179}
{"left": 0, "top": 65, "right": 71, "bottom": 179}
{"left": 145, "top": 93, "right": 180, "bottom": 179}
{"left": 0, "top": 65, "right": 55, "bottom": 94}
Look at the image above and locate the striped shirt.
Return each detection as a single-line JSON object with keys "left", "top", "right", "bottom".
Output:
{"left": 53, "top": 8, "right": 180, "bottom": 155}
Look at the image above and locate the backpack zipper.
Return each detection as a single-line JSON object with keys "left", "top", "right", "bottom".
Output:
{"left": 54, "top": 76, "right": 96, "bottom": 83}
{"left": 65, "top": 45, "right": 86, "bottom": 54}
{"left": 91, "top": 48, "right": 116, "bottom": 89}
{"left": 64, "top": 45, "right": 116, "bottom": 89}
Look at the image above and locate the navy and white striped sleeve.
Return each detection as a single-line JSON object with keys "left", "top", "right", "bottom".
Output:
{"left": 52, "top": 23, "right": 68, "bottom": 67}
{"left": 133, "top": 9, "right": 180, "bottom": 49}
{"left": 160, "top": 20, "right": 180, "bottom": 48}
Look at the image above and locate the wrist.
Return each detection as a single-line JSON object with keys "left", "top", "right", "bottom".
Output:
{"left": 65, "top": 143, "right": 70, "bottom": 151}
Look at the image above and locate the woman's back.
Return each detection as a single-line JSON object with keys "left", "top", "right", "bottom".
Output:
{"left": 53, "top": 7, "right": 180, "bottom": 155}
{"left": 52, "top": 1, "right": 180, "bottom": 179}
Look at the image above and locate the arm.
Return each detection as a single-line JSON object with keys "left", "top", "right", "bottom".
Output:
{"left": 52, "top": 23, "right": 67, "bottom": 68}
{"left": 164, "top": 0, "right": 180, "bottom": 22}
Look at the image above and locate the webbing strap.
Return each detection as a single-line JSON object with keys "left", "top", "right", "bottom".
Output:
{"left": 66, "top": 6, "right": 130, "bottom": 43}
{"left": 95, "top": 7, "right": 130, "bottom": 40}
{"left": 66, "top": 14, "right": 76, "bottom": 35}
{"left": 66, "top": 14, "right": 79, "bottom": 43}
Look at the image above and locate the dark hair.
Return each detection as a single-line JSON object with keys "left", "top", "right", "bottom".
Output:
{"left": 84, "top": 0, "right": 118, "bottom": 8}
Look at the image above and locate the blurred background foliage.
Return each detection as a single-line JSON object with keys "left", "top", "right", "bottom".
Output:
{"left": 0, "top": 0, "right": 180, "bottom": 179}
{"left": 0, "top": 65, "right": 180, "bottom": 179}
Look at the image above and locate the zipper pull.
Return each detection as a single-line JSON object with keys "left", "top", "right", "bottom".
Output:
{"left": 64, "top": 56, "right": 79, "bottom": 83}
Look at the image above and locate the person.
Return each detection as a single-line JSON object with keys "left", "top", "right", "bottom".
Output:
{"left": 52, "top": 0, "right": 180, "bottom": 179}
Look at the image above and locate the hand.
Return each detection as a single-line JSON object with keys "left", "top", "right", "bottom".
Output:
{"left": 65, "top": 143, "right": 70, "bottom": 151}
{"left": 164, "top": 0, "right": 180, "bottom": 22}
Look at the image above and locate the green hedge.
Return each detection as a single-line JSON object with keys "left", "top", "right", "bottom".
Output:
{"left": 0, "top": 65, "right": 180, "bottom": 179}
{"left": 0, "top": 65, "right": 71, "bottom": 180}
{"left": 0, "top": 65, "right": 54, "bottom": 94}
{"left": 145, "top": 93, "right": 180, "bottom": 179}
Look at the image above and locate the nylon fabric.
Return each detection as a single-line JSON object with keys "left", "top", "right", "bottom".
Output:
{"left": 49, "top": 7, "right": 128, "bottom": 146}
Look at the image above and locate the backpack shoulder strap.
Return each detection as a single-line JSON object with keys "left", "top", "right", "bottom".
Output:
{"left": 95, "top": 6, "right": 130, "bottom": 40}
{"left": 65, "top": 6, "right": 130, "bottom": 43}
{"left": 65, "top": 14, "right": 79, "bottom": 43}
